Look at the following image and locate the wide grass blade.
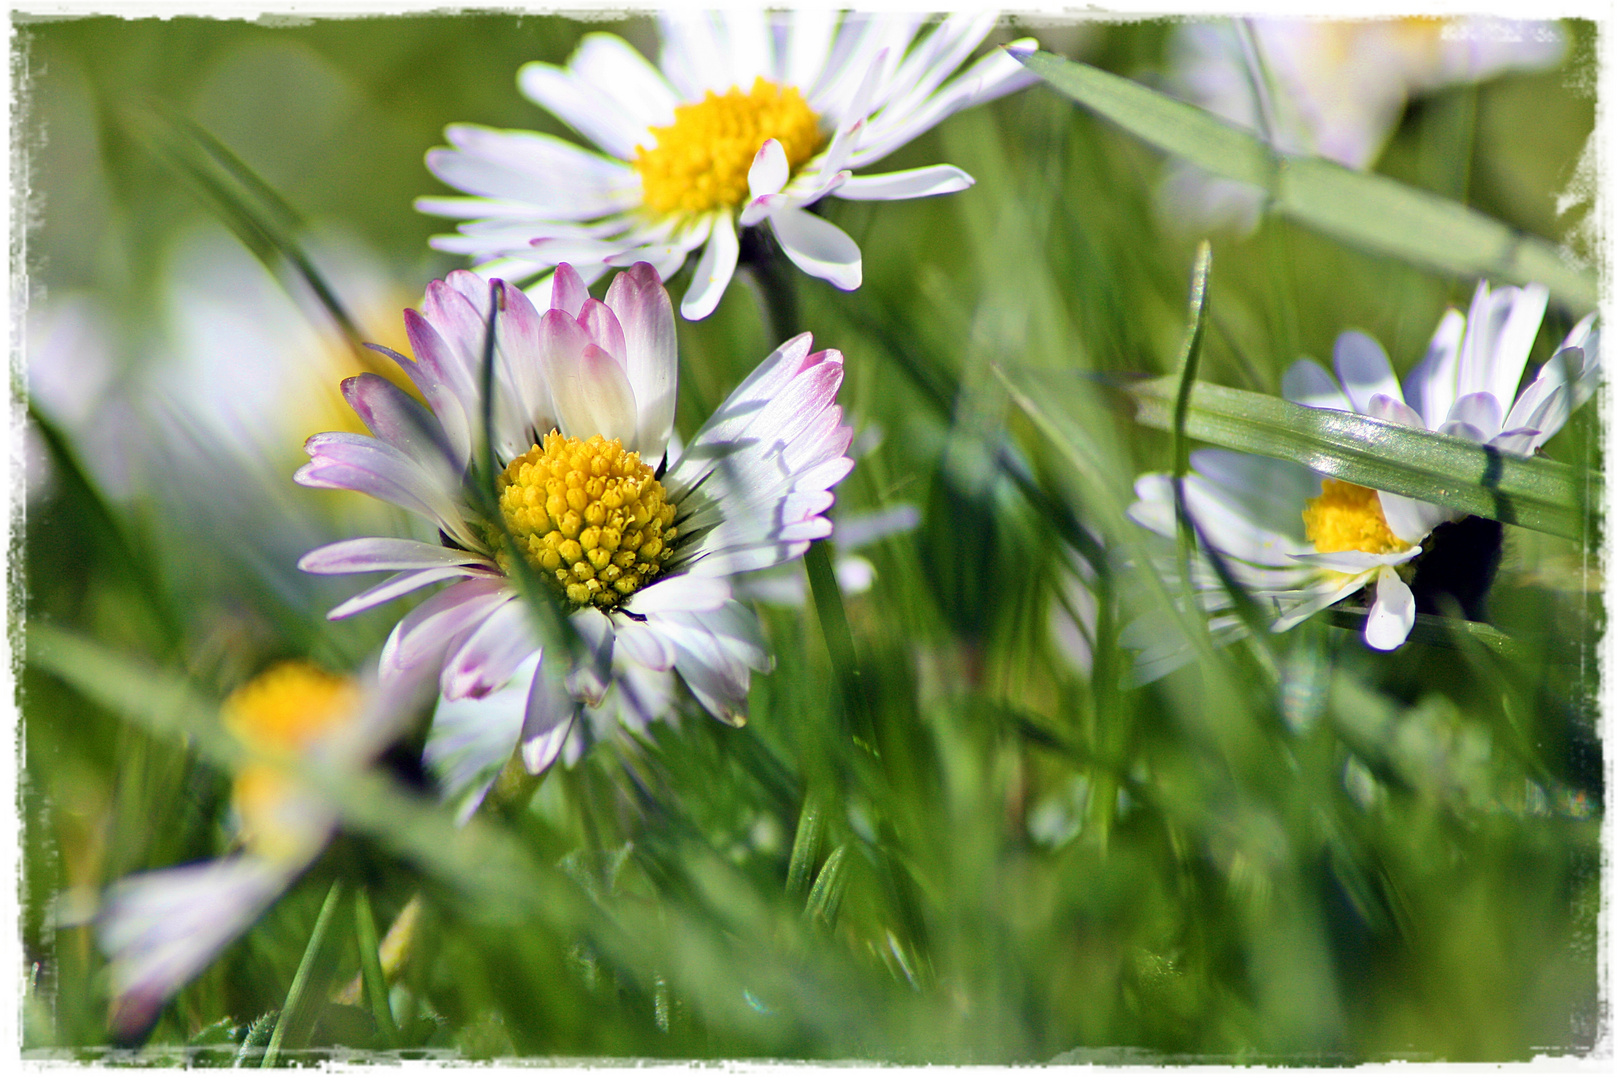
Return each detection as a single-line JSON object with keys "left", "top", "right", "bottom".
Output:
{"left": 1120, "top": 374, "right": 1591, "bottom": 540}
{"left": 1016, "top": 50, "right": 1596, "bottom": 309}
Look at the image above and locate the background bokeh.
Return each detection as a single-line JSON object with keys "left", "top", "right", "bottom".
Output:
{"left": 15, "top": 12, "right": 1604, "bottom": 1062}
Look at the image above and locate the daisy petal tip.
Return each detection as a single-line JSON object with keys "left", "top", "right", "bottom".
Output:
{"left": 1005, "top": 40, "right": 1038, "bottom": 61}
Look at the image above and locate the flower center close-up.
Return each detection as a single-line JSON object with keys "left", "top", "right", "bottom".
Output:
{"left": 634, "top": 77, "right": 823, "bottom": 216}
{"left": 1302, "top": 479, "right": 1406, "bottom": 555}
{"left": 496, "top": 431, "right": 680, "bottom": 610}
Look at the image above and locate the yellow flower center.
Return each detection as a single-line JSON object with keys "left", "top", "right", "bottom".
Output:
{"left": 496, "top": 431, "right": 679, "bottom": 610}
{"left": 633, "top": 77, "right": 823, "bottom": 216}
{"left": 222, "top": 662, "right": 361, "bottom": 862}
{"left": 1302, "top": 479, "right": 1406, "bottom": 555}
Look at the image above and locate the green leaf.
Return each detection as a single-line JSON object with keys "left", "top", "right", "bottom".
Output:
{"left": 1017, "top": 50, "right": 1596, "bottom": 310}
{"left": 1120, "top": 373, "right": 1590, "bottom": 540}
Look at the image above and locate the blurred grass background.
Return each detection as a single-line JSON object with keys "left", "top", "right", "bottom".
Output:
{"left": 16, "top": 12, "right": 1603, "bottom": 1062}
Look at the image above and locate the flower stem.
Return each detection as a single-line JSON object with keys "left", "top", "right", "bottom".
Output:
{"left": 740, "top": 225, "right": 800, "bottom": 345}
{"left": 260, "top": 879, "right": 344, "bottom": 1068}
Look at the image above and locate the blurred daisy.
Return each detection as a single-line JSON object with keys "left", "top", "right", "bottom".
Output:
{"left": 1128, "top": 281, "right": 1598, "bottom": 670}
{"left": 295, "top": 263, "right": 852, "bottom": 811}
{"left": 94, "top": 661, "right": 420, "bottom": 1038}
{"left": 418, "top": 12, "right": 1036, "bottom": 319}
{"left": 1163, "top": 17, "right": 1566, "bottom": 232}
{"left": 25, "top": 228, "right": 424, "bottom": 630}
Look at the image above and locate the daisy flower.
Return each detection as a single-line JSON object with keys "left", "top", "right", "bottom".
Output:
{"left": 417, "top": 11, "right": 1036, "bottom": 319}
{"left": 1163, "top": 17, "right": 1566, "bottom": 233}
{"left": 294, "top": 262, "right": 853, "bottom": 812}
{"left": 1128, "top": 281, "right": 1598, "bottom": 671}
{"left": 94, "top": 661, "right": 420, "bottom": 1038}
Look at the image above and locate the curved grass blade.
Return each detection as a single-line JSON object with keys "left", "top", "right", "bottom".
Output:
{"left": 1016, "top": 50, "right": 1596, "bottom": 309}
{"left": 1121, "top": 375, "right": 1591, "bottom": 540}
{"left": 1169, "top": 245, "right": 1274, "bottom": 657}
{"left": 123, "top": 103, "right": 365, "bottom": 350}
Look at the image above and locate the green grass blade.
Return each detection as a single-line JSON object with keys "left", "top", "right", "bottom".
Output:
{"left": 786, "top": 796, "right": 828, "bottom": 900}
{"left": 123, "top": 104, "right": 366, "bottom": 348}
{"left": 1017, "top": 50, "right": 1596, "bottom": 309}
{"left": 353, "top": 886, "right": 399, "bottom": 1047}
{"left": 1117, "top": 375, "right": 1590, "bottom": 539}
{"left": 804, "top": 843, "right": 849, "bottom": 927}
{"left": 260, "top": 880, "right": 344, "bottom": 1067}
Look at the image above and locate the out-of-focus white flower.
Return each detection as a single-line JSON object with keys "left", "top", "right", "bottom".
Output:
{"left": 93, "top": 661, "right": 422, "bottom": 1038}
{"left": 1127, "top": 281, "right": 1597, "bottom": 675}
{"left": 1163, "top": 17, "right": 1567, "bottom": 232}
{"left": 418, "top": 12, "right": 1035, "bottom": 319}
{"left": 24, "top": 229, "right": 426, "bottom": 625}
{"left": 295, "top": 263, "right": 853, "bottom": 813}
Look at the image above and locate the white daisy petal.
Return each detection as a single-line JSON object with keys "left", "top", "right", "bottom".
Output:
{"left": 748, "top": 138, "right": 791, "bottom": 200}
{"left": 1403, "top": 308, "right": 1466, "bottom": 427}
{"left": 541, "top": 314, "right": 639, "bottom": 443}
{"left": 769, "top": 206, "right": 862, "bottom": 290}
{"left": 516, "top": 60, "right": 648, "bottom": 161}
{"left": 1364, "top": 566, "right": 1416, "bottom": 651}
{"left": 681, "top": 212, "right": 740, "bottom": 321}
{"left": 1333, "top": 330, "right": 1402, "bottom": 413}
{"left": 421, "top": 16, "right": 1029, "bottom": 317}
{"left": 1444, "top": 391, "right": 1505, "bottom": 439}
{"left": 835, "top": 164, "right": 973, "bottom": 201}
{"left": 1281, "top": 358, "right": 1352, "bottom": 411}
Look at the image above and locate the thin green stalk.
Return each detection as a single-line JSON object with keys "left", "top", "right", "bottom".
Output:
{"left": 353, "top": 886, "right": 399, "bottom": 1047}
{"left": 803, "top": 541, "right": 877, "bottom": 755}
{"left": 740, "top": 226, "right": 801, "bottom": 345}
{"left": 261, "top": 880, "right": 344, "bottom": 1068}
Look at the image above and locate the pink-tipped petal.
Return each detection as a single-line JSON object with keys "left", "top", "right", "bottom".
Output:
{"left": 1365, "top": 393, "right": 1424, "bottom": 429}
{"left": 605, "top": 262, "right": 678, "bottom": 460}
{"left": 342, "top": 373, "right": 456, "bottom": 469}
{"left": 441, "top": 597, "right": 543, "bottom": 700}
{"left": 578, "top": 298, "right": 629, "bottom": 366}
{"left": 749, "top": 138, "right": 790, "bottom": 199}
{"left": 298, "top": 536, "right": 491, "bottom": 575}
{"left": 539, "top": 310, "right": 638, "bottom": 441}
{"left": 549, "top": 262, "right": 590, "bottom": 317}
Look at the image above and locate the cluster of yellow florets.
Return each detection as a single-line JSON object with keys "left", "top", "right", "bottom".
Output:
{"left": 1302, "top": 479, "right": 1406, "bottom": 555}
{"left": 634, "top": 77, "right": 823, "bottom": 216}
{"left": 496, "top": 431, "right": 679, "bottom": 610}
{"left": 222, "top": 662, "right": 361, "bottom": 863}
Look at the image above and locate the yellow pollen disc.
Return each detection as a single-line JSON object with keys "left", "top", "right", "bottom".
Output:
{"left": 633, "top": 77, "right": 823, "bottom": 216}
{"left": 1302, "top": 479, "right": 1406, "bottom": 555}
{"left": 221, "top": 662, "right": 361, "bottom": 862}
{"left": 496, "top": 431, "right": 679, "bottom": 611}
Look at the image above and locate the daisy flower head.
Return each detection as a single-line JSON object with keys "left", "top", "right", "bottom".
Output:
{"left": 94, "top": 661, "right": 420, "bottom": 1038}
{"left": 1163, "top": 17, "right": 1566, "bottom": 233}
{"left": 294, "top": 263, "right": 853, "bottom": 813}
{"left": 417, "top": 11, "right": 1037, "bottom": 319}
{"left": 1128, "top": 281, "right": 1598, "bottom": 673}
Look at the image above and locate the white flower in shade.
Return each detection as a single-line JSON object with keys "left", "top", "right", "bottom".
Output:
{"left": 93, "top": 662, "right": 420, "bottom": 1038}
{"left": 1163, "top": 17, "right": 1566, "bottom": 232}
{"left": 294, "top": 262, "right": 853, "bottom": 813}
{"left": 1128, "top": 281, "right": 1598, "bottom": 673}
{"left": 417, "top": 11, "right": 1036, "bottom": 319}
